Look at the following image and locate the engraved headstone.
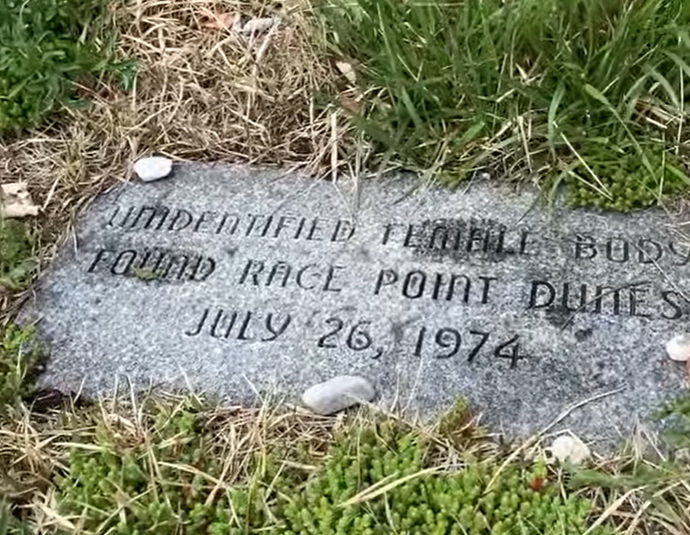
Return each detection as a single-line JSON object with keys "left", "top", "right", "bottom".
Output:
{"left": 22, "top": 164, "right": 690, "bottom": 444}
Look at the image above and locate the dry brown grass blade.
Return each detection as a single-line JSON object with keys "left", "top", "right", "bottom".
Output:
{"left": 0, "top": 0, "right": 350, "bottom": 277}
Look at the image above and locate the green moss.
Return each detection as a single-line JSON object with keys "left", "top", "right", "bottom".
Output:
{"left": 132, "top": 267, "right": 164, "bottom": 281}
{"left": 0, "top": 219, "right": 34, "bottom": 291}
{"left": 562, "top": 145, "right": 689, "bottom": 212}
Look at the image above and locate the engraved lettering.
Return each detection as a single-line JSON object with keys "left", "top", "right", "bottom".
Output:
{"left": 160, "top": 252, "right": 190, "bottom": 279}
{"left": 561, "top": 283, "right": 587, "bottom": 312}
{"left": 293, "top": 217, "right": 307, "bottom": 240}
{"left": 381, "top": 223, "right": 403, "bottom": 245}
{"left": 574, "top": 234, "right": 597, "bottom": 260}
{"left": 259, "top": 215, "right": 273, "bottom": 237}
{"left": 273, "top": 215, "right": 296, "bottom": 238}
{"left": 404, "top": 224, "right": 423, "bottom": 248}
{"left": 307, "top": 218, "right": 326, "bottom": 241}
{"left": 245, "top": 214, "right": 264, "bottom": 236}
{"left": 494, "top": 227, "right": 513, "bottom": 255}
{"left": 629, "top": 287, "right": 651, "bottom": 318}
{"left": 466, "top": 225, "right": 488, "bottom": 253}
{"left": 211, "top": 309, "right": 237, "bottom": 338}
{"left": 133, "top": 205, "right": 170, "bottom": 230}
{"left": 332, "top": 219, "right": 356, "bottom": 242}
{"left": 107, "top": 205, "right": 132, "bottom": 227}
{"left": 237, "top": 311, "right": 254, "bottom": 340}
{"left": 185, "top": 307, "right": 208, "bottom": 337}
{"left": 593, "top": 285, "right": 621, "bottom": 315}
{"left": 111, "top": 250, "right": 137, "bottom": 275}
{"left": 528, "top": 281, "right": 555, "bottom": 309}
{"left": 661, "top": 291, "right": 684, "bottom": 320}
{"left": 429, "top": 223, "right": 458, "bottom": 251}
{"left": 374, "top": 269, "right": 398, "bottom": 295}
{"left": 215, "top": 213, "right": 240, "bottom": 235}
{"left": 403, "top": 270, "right": 426, "bottom": 299}
{"left": 446, "top": 274, "right": 470, "bottom": 302}
{"left": 519, "top": 230, "right": 537, "bottom": 255}
{"left": 479, "top": 276, "right": 498, "bottom": 304}
{"left": 190, "top": 257, "right": 216, "bottom": 281}
{"left": 194, "top": 211, "right": 217, "bottom": 233}
{"left": 88, "top": 249, "right": 115, "bottom": 272}
{"left": 167, "top": 209, "right": 193, "bottom": 231}
{"left": 324, "top": 265, "right": 345, "bottom": 292}
{"left": 239, "top": 259, "right": 264, "bottom": 285}
{"left": 267, "top": 262, "right": 292, "bottom": 287}
{"left": 263, "top": 313, "right": 292, "bottom": 341}
{"left": 638, "top": 238, "right": 662, "bottom": 264}
{"left": 296, "top": 264, "right": 319, "bottom": 290}
{"left": 669, "top": 241, "right": 690, "bottom": 266}
{"left": 605, "top": 237, "right": 629, "bottom": 263}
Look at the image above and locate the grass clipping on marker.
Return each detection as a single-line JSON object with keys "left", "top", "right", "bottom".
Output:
{"left": 318, "top": 0, "right": 690, "bottom": 209}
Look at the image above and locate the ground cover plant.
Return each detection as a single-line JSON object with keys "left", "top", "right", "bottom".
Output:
{"left": 1, "top": 384, "right": 690, "bottom": 533}
{"left": 0, "top": 0, "right": 116, "bottom": 132}
{"left": 0, "top": 325, "right": 43, "bottom": 408}
{"left": 0, "top": 220, "right": 35, "bottom": 292}
{"left": 318, "top": 0, "right": 690, "bottom": 210}
{"left": 0, "top": 387, "right": 628, "bottom": 534}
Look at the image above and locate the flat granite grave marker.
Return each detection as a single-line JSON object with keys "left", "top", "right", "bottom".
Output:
{"left": 22, "top": 163, "right": 690, "bottom": 445}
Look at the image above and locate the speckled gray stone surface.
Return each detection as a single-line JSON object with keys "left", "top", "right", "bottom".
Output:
{"left": 21, "top": 163, "right": 690, "bottom": 446}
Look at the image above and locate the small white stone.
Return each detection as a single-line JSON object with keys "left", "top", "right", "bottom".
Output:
{"left": 133, "top": 156, "right": 173, "bottom": 182}
{"left": 302, "top": 375, "right": 375, "bottom": 415}
{"left": 240, "top": 17, "right": 280, "bottom": 34}
{"left": 666, "top": 334, "right": 690, "bottom": 362}
{"left": 548, "top": 435, "right": 591, "bottom": 465}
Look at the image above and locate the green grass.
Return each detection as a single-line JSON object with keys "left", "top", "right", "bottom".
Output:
{"left": 318, "top": 0, "right": 690, "bottom": 210}
{"left": 0, "top": 501, "right": 31, "bottom": 535}
{"left": 0, "top": 219, "right": 35, "bottom": 291}
{"left": 0, "top": 0, "right": 117, "bottom": 132}
{"left": 0, "top": 325, "right": 44, "bottom": 408}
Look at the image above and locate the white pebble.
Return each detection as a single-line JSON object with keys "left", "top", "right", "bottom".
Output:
{"left": 548, "top": 435, "right": 591, "bottom": 465}
{"left": 133, "top": 156, "right": 173, "bottom": 182}
{"left": 240, "top": 17, "right": 280, "bottom": 34}
{"left": 666, "top": 334, "right": 690, "bottom": 362}
{"left": 302, "top": 375, "right": 375, "bottom": 415}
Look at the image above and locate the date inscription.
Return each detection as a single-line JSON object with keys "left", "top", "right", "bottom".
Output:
{"left": 183, "top": 306, "right": 534, "bottom": 369}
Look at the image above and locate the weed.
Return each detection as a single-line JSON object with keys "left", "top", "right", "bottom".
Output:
{"left": 0, "top": 219, "right": 34, "bottom": 291}
{"left": 0, "top": 0, "right": 116, "bottom": 132}
{"left": 0, "top": 325, "right": 43, "bottom": 409}
{"left": 318, "top": 0, "right": 690, "bottom": 209}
